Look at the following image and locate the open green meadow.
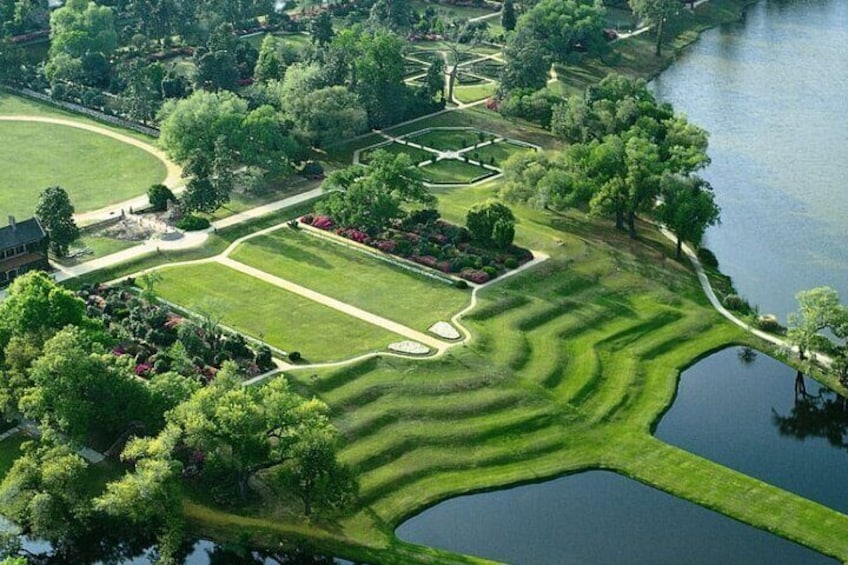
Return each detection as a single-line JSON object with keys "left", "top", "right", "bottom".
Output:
{"left": 419, "top": 159, "right": 494, "bottom": 184}
{"left": 155, "top": 262, "right": 400, "bottom": 363}
{"left": 231, "top": 228, "right": 470, "bottom": 331}
{"left": 0, "top": 120, "right": 166, "bottom": 218}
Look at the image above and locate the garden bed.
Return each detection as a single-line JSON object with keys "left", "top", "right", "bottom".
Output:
{"left": 359, "top": 142, "right": 434, "bottom": 165}
{"left": 408, "top": 128, "right": 496, "bottom": 152}
{"left": 300, "top": 210, "right": 533, "bottom": 285}
{"left": 464, "top": 141, "right": 534, "bottom": 167}
{"left": 78, "top": 283, "right": 277, "bottom": 382}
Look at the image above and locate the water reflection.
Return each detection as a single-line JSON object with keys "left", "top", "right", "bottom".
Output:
{"left": 656, "top": 347, "right": 848, "bottom": 514}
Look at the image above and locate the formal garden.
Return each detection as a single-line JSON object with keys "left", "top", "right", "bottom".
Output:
{"left": 3, "top": 0, "right": 848, "bottom": 563}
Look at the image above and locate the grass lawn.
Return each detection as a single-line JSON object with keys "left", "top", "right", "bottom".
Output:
{"left": 56, "top": 234, "right": 137, "bottom": 266}
{"left": 360, "top": 142, "right": 435, "bottom": 165}
{"left": 419, "top": 159, "right": 494, "bottom": 184}
{"left": 409, "top": 0, "right": 493, "bottom": 19}
{"left": 453, "top": 82, "right": 497, "bottom": 104}
{"left": 231, "top": 228, "right": 470, "bottom": 331}
{"left": 0, "top": 121, "right": 166, "bottom": 218}
{"left": 409, "top": 128, "right": 495, "bottom": 152}
{"left": 469, "top": 141, "right": 535, "bottom": 166}
{"left": 155, "top": 262, "right": 401, "bottom": 363}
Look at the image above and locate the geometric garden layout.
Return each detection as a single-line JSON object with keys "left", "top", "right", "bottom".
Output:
{"left": 354, "top": 127, "right": 540, "bottom": 187}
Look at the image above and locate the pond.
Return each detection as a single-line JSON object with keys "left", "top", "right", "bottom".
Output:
{"left": 650, "top": 0, "right": 848, "bottom": 321}
{"left": 396, "top": 470, "right": 834, "bottom": 564}
{"left": 655, "top": 346, "right": 848, "bottom": 514}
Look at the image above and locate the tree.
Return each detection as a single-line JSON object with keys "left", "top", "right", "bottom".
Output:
{"left": 194, "top": 49, "right": 239, "bottom": 91}
{"left": 423, "top": 57, "right": 445, "bottom": 104}
{"left": 0, "top": 271, "right": 86, "bottom": 342}
{"left": 629, "top": 0, "right": 680, "bottom": 56}
{"left": 253, "top": 35, "right": 286, "bottom": 82}
{"left": 318, "top": 151, "right": 436, "bottom": 233}
{"left": 465, "top": 200, "right": 516, "bottom": 246}
{"left": 501, "top": 0, "right": 516, "bottom": 31}
{"left": 310, "top": 11, "right": 334, "bottom": 46}
{"left": 517, "top": 0, "right": 607, "bottom": 64}
{"left": 168, "top": 364, "right": 335, "bottom": 499}
{"left": 787, "top": 287, "right": 847, "bottom": 360}
{"left": 48, "top": 0, "right": 117, "bottom": 60}
{"left": 35, "top": 186, "right": 79, "bottom": 257}
{"left": 656, "top": 174, "right": 720, "bottom": 259}
{"left": 368, "top": 0, "right": 412, "bottom": 32}
{"left": 0, "top": 434, "right": 91, "bottom": 555}
{"left": 287, "top": 86, "right": 368, "bottom": 147}
{"left": 353, "top": 30, "right": 407, "bottom": 127}
{"left": 499, "top": 26, "right": 550, "bottom": 95}
{"left": 277, "top": 426, "right": 356, "bottom": 516}
{"left": 147, "top": 183, "right": 176, "bottom": 211}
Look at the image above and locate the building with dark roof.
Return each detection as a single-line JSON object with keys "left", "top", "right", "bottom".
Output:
{"left": 0, "top": 216, "right": 49, "bottom": 287}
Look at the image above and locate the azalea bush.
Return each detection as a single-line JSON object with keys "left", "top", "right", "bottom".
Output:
{"left": 301, "top": 208, "right": 533, "bottom": 283}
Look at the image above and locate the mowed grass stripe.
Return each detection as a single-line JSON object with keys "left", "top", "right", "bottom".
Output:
{"left": 155, "top": 262, "right": 400, "bottom": 363}
{"left": 0, "top": 121, "right": 166, "bottom": 218}
{"left": 232, "top": 229, "right": 469, "bottom": 331}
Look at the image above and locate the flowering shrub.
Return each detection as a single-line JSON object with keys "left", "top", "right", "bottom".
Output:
{"left": 310, "top": 215, "right": 334, "bottom": 230}
{"left": 460, "top": 269, "right": 490, "bottom": 284}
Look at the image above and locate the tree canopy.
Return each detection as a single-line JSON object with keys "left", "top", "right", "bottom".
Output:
{"left": 35, "top": 186, "right": 79, "bottom": 257}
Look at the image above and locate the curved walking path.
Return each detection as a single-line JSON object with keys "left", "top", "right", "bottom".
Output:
{"left": 0, "top": 115, "right": 183, "bottom": 224}
{"left": 661, "top": 227, "right": 833, "bottom": 367}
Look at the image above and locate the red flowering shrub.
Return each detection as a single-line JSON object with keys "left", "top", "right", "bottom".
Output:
{"left": 312, "top": 215, "right": 334, "bottom": 230}
{"left": 460, "top": 269, "right": 490, "bottom": 284}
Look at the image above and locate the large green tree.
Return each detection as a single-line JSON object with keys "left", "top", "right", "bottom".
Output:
{"left": 656, "top": 174, "right": 720, "bottom": 259}
{"left": 788, "top": 287, "right": 848, "bottom": 360}
{"left": 629, "top": 0, "right": 681, "bottom": 56}
{"left": 35, "top": 185, "right": 79, "bottom": 257}
{"left": 318, "top": 150, "right": 435, "bottom": 233}
{"left": 516, "top": 0, "right": 607, "bottom": 63}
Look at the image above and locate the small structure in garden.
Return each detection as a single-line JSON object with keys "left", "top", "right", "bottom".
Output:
{"left": 0, "top": 216, "right": 48, "bottom": 287}
{"left": 428, "top": 321, "right": 461, "bottom": 340}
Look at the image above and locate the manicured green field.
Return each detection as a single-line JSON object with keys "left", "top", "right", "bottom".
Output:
{"left": 410, "top": 0, "right": 494, "bottom": 19}
{"left": 360, "top": 142, "right": 435, "bottom": 165}
{"left": 0, "top": 121, "right": 166, "bottom": 218}
{"left": 453, "top": 82, "right": 497, "bottom": 103}
{"left": 409, "top": 129, "right": 495, "bottom": 152}
{"left": 155, "top": 262, "right": 400, "bottom": 363}
{"left": 469, "top": 141, "right": 534, "bottom": 166}
{"left": 231, "top": 228, "right": 470, "bottom": 331}
{"left": 57, "top": 234, "right": 136, "bottom": 265}
{"left": 419, "top": 159, "right": 494, "bottom": 184}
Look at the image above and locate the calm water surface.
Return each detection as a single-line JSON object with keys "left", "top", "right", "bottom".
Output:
{"left": 396, "top": 470, "right": 834, "bottom": 564}
{"left": 656, "top": 347, "right": 848, "bottom": 513}
{"left": 651, "top": 0, "right": 848, "bottom": 321}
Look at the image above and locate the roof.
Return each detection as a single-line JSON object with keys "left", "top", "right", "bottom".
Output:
{"left": 0, "top": 217, "right": 46, "bottom": 249}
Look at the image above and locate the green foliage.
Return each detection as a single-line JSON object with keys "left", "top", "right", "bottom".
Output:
{"left": 0, "top": 271, "right": 86, "bottom": 342}
{"left": 629, "top": 0, "right": 681, "bottom": 55}
{"left": 310, "top": 11, "right": 335, "bottom": 46}
{"left": 254, "top": 35, "right": 286, "bottom": 82}
{"left": 465, "top": 200, "right": 516, "bottom": 247}
{"left": 499, "top": 26, "right": 550, "bottom": 95}
{"left": 517, "top": 0, "right": 607, "bottom": 63}
{"left": 35, "top": 185, "right": 79, "bottom": 257}
{"left": 697, "top": 247, "right": 719, "bottom": 269}
{"left": 656, "top": 174, "right": 720, "bottom": 258}
{"left": 48, "top": 0, "right": 117, "bottom": 60}
{"left": 147, "top": 183, "right": 175, "bottom": 212}
{"left": 0, "top": 434, "right": 90, "bottom": 553}
{"left": 787, "top": 287, "right": 848, "bottom": 359}
{"left": 318, "top": 150, "right": 435, "bottom": 234}
{"left": 502, "top": 0, "right": 517, "bottom": 31}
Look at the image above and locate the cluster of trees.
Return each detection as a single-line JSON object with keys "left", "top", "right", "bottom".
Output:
{"left": 317, "top": 150, "right": 436, "bottom": 234}
{"left": 502, "top": 74, "right": 719, "bottom": 254}
{"left": 787, "top": 287, "right": 848, "bottom": 384}
{"left": 0, "top": 272, "right": 354, "bottom": 561}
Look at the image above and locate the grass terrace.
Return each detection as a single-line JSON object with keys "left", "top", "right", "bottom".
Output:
{"left": 155, "top": 262, "right": 401, "bottom": 363}
{"left": 0, "top": 120, "right": 167, "bottom": 218}
{"left": 453, "top": 83, "right": 497, "bottom": 104}
{"left": 419, "top": 159, "right": 495, "bottom": 185}
{"left": 231, "top": 227, "right": 470, "bottom": 331}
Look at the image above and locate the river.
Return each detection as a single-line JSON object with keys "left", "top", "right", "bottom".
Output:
{"left": 650, "top": 0, "right": 848, "bottom": 321}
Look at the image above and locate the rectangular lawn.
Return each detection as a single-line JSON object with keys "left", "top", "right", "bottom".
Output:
{"left": 360, "top": 142, "right": 435, "bottom": 165}
{"left": 470, "top": 141, "right": 535, "bottom": 166}
{"left": 410, "top": 129, "right": 495, "bottom": 152}
{"left": 231, "top": 228, "right": 470, "bottom": 331}
{"left": 420, "top": 159, "right": 495, "bottom": 184}
{"left": 155, "top": 262, "right": 400, "bottom": 363}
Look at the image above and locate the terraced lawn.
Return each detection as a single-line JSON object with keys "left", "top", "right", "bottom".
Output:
{"left": 419, "top": 159, "right": 495, "bottom": 184}
{"left": 0, "top": 121, "right": 166, "bottom": 218}
{"left": 231, "top": 228, "right": 470, "bottom": 331}
{"left": 453, "top": 82, "right": 497, "bottom": 104}
{"left": 155, "top": 262, "right": 401, "bottom": 363}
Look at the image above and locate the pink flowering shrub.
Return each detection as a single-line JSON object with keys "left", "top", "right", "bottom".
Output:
{"left": 311, "top": 215, "right": 334, "bottom": 230}
{"left": 460, "top": 269, "right": 490, "bottom": 284}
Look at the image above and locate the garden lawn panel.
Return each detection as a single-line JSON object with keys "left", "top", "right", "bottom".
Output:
{"left": 420, "top": 159, "right": 494, "bottom": 184}
{"left": 0, "top": 121, "right": 166, "bottom": 218}
{"left": 453, "top": 83, "right": 498, "bottom": 104}
{"left": 471, "top": 141, "right": 534, "bottom": 166}
{"left": 409, "top": 129, "right": 495, "bottom": 152}
{"left": 155, "top": 262, "right": 400, "bottom": 363}
{"left": 231, "top": 228, "right": 469, "bottom": 331}
{"left": 360, "top": 142, "right": 435, "bottom": 165}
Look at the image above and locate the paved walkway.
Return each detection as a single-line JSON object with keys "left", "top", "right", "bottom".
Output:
{"left": 0, "top": 115, "right": 184, "bottom": 225}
